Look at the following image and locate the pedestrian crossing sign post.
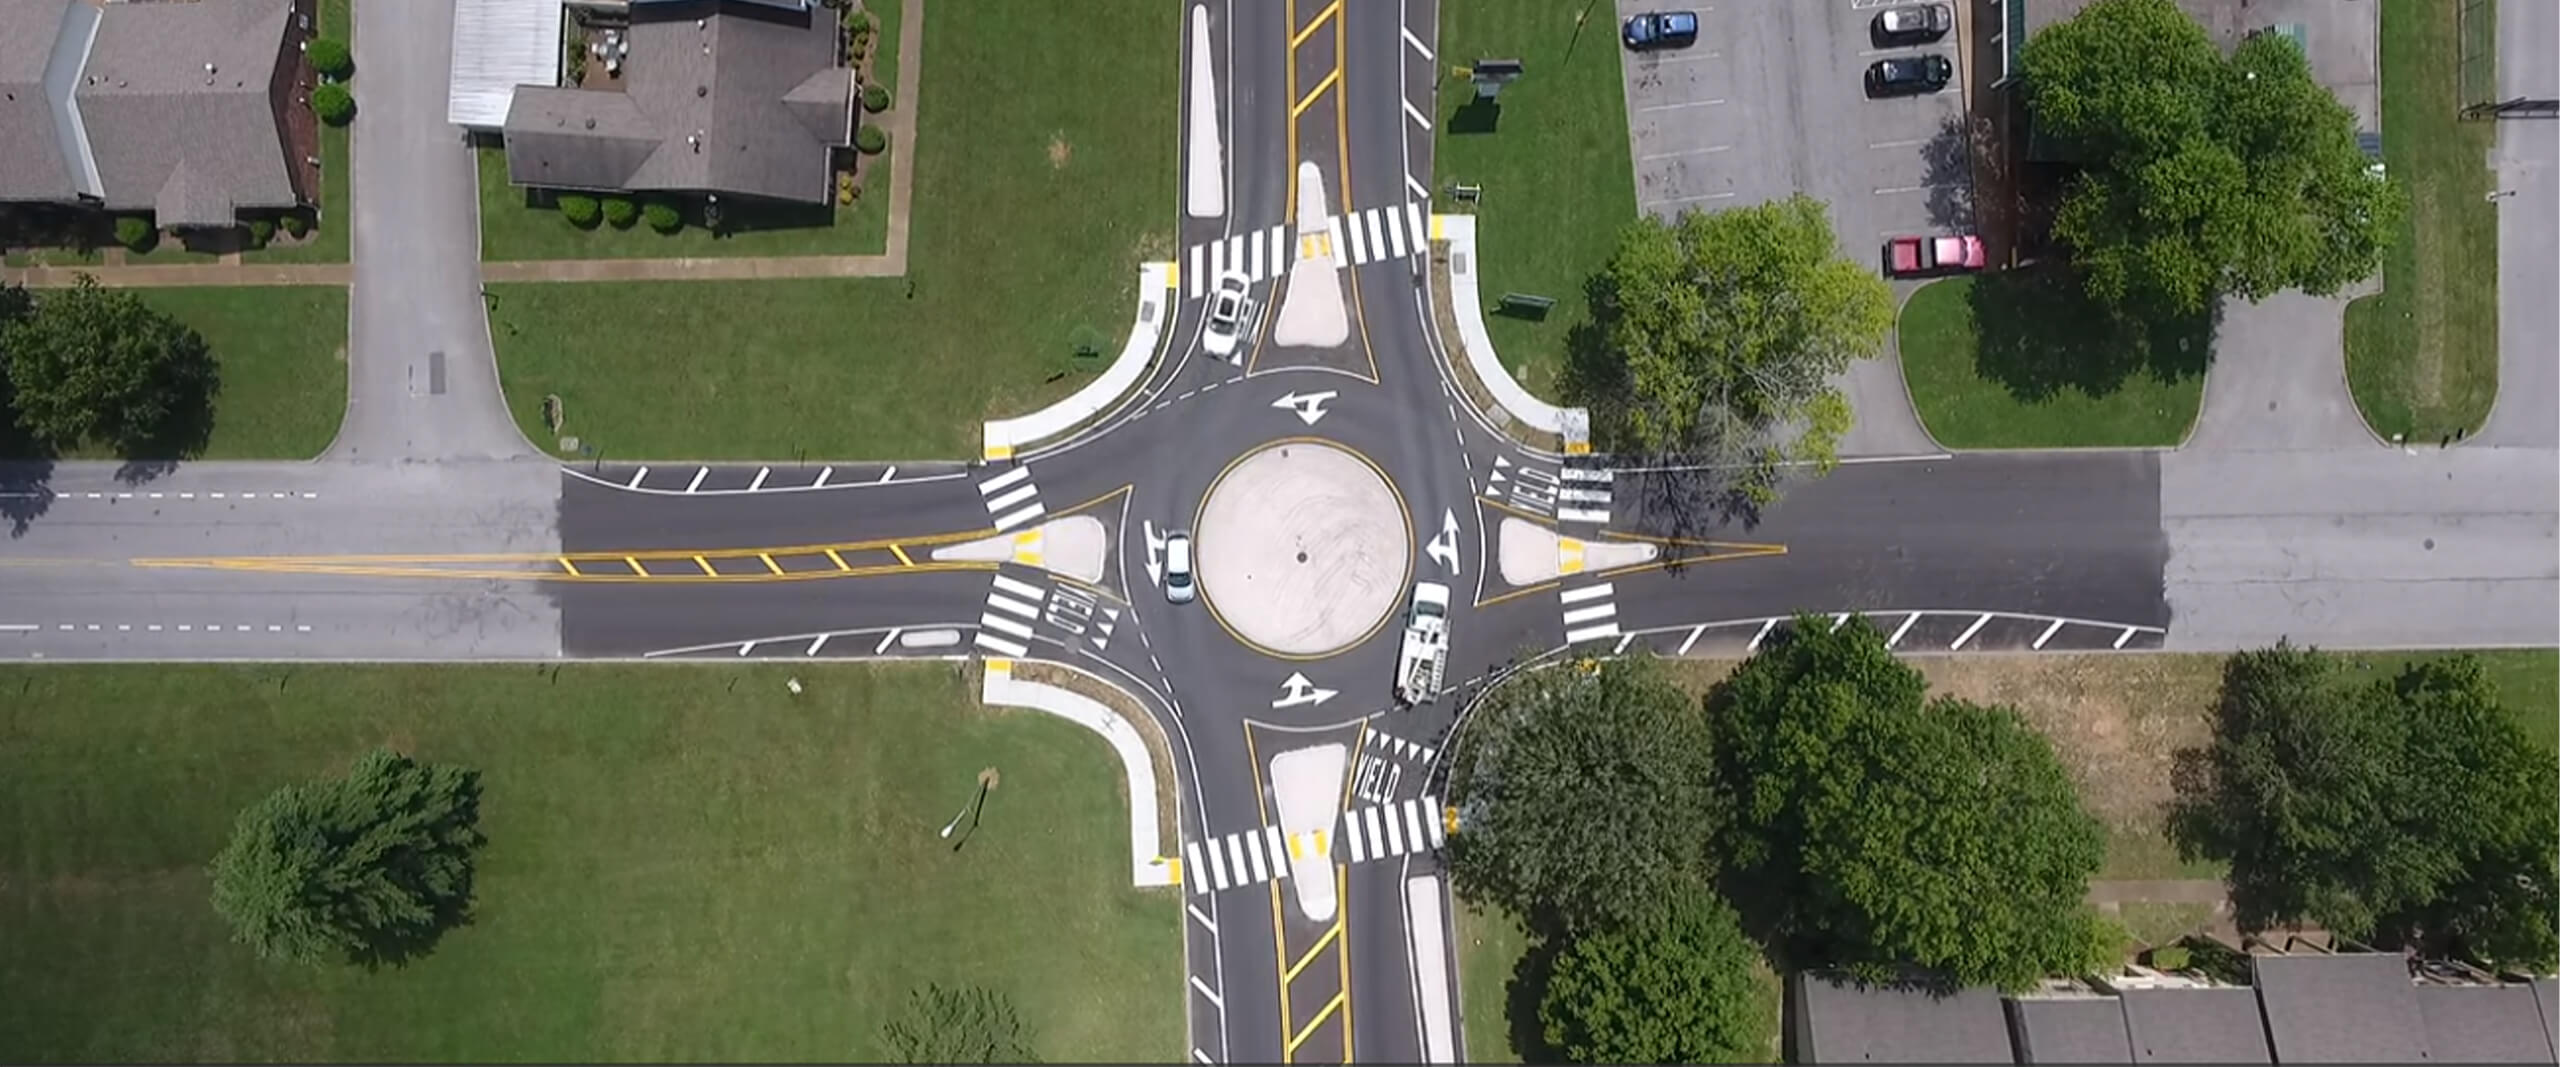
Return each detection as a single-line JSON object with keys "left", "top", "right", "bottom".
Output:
{"left": 1470, "top": 58, "right": 1522, "bottom": 101}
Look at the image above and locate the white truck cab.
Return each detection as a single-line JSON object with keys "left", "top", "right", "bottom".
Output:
{"left": 1396, "top": 582, "right": 1452, "bottom": 706}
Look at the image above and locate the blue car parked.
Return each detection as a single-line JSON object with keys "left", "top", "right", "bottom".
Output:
{"left": 1623, "top": 10, "right": 1699, "bottom": 50}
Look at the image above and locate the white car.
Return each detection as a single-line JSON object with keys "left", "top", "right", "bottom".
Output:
{"left": 1163, "top": 531, "right": 1196, "bottom": 604}
{"left": 1202, "top": 271, "right": 1255, "bottom": 362}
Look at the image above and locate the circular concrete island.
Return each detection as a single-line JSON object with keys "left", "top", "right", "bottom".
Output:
{"left": 1196, "top": 441, "right": 1411, "bottom": 657}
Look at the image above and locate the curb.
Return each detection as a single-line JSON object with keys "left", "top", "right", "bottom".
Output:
{"left": 979, "top": 658, "right": 1178, "bottom": 888}
{"left": 980, "top": 262, "right": 1174, "bottom": 461}
{"left": 1435, "top": 215, "right": 1592, "bottom": 453}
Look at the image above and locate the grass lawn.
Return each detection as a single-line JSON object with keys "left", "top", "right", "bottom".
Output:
{"left": 1433, "top": 0, "right": 1634, "bottom": 400}
{"left": 474, "top": 145, "right": 893, "bottom": 261}
{"left": 1898, "top": 273, "right": 2210, "bottom": 449}
{"left": 2342, "top": 0, "right": 2500, "bottom": 442}
{"left": 490, "top": 0, "right": 1174, "bottom": 459}
{"left": 0, "top": 663, "right": 1179, "bottom": 1063}
{"left": 0, "top": 287, "right": 347, "bottom": 461}
{"left": 249, "top": 0, "right": 353, "bottom": 267}
{"left": 864, "top": 0, "right": 902, "bottom": 101}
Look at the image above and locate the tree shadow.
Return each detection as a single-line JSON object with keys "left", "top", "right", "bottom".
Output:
{"left": 1919, "top": 114, "right": 1978, "bottom": 232}
{"left": 0, "top": 459, "right": 55, "bottom": 538}
{"left": 1561, "top": 272, "right": 1776, "bottom": 537}
{"left": 348, "top": 901, "right": 476, "bottom": 971}
{"left": 1966, "top": 265, "right": 2218, "bottom": 402}
{"left": 1503, "top": 925, "right": 1566, "bottom": 1064}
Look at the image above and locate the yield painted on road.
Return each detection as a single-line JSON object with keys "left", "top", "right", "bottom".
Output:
{"left": 1559, "top": 582, "right": 1620, "bottom": 644}
{"left": 1181, "top": 796, "right": 1447, "bottom": 895}
{"left": 975, "top": 465, "right": 1048, "bottom": 532}
{"left": 1182, "top": 202, "right": 1430, "bottom": 299}
{"left": 1351, "top": 727, "right": 1438, "bottom": 803}
{"left": 1481, "top": 454, "right": 1564, "bottom": 518}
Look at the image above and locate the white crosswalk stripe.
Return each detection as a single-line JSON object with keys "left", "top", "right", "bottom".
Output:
{"left": 1561, "top": 582, "right": 1621, "bottom": 644}
{"left": 1553, "top": 463, "right": 1613, "bottom": 524}
{"left": 1179, "top": 206, "right": 1430, "bottom": 300}
{"left": 972, "top": 573, "right": 1049, "bottom": 658}
{"left": 976, "top": 466, "right": 1047, "bottom": 532}
{"left": 1182, "top": 798, "right": 1453, "bottom": 892}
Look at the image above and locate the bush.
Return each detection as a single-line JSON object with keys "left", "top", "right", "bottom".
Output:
{"left": 642, "top": 199, "right": 683, "bottom": 234}
{"left": 847, "top": 9, "right": 872, "bottom": 33}
{"left": 247, "top": 218, "right": 275, "bottom": 248}
{"left": 855, "top": 124, "right": 888, "bottom": 155}
{"left": 280, "top": 213, "right": 310, "bottom": 239}
{"left": 2150, "top": 945, "right": 2192, "bottom": 972}
{"left": 306, "top": 37, "right": 353, "bottom": 80}
{"left": 863, "top": 83, "right": 892, "bottom": 113}
{"left": 602, "top": 196, "right": 638, "bottom": 229}
{"left": 558, "top": 194, "right": 601, "bottom": 229}
{"left": 112, "top": 215, "right": 155, "bottom": 251}
{"left": 310, "top": 83, "right": 355, "bottom": 126}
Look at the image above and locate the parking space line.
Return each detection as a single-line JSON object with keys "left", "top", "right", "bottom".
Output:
{"left": 1644, "top": 191, "right": 1736, "bottom": 208}
{"left": 1638, "top": 144, "right": 1731, "bottom": 162}
{"left": 1639, "top": 51, "right": 1722, "bottom": 65}
{"left": 1873, "top": 184, "right": 1938, "bottom": 195}
{"left": 1637, "top": 97, "right": 1726, "bottom": 113}
{"left": 1868, "top": 137, "right": 1927, "bottom": 149}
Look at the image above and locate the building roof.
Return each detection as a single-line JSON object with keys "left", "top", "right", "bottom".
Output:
{"left": 0, "top": 0, "right": 301, "bottom": 226}
{"left": 449, "top": 0, "right": 565, "bottom": 129}
{"left": 1796, "top": 972, "right": 2018, "bottom": 1063}
{"left": 2417, "top": 984, "right": 2560, "bottom": 1063}
{"left": 2009, "top": 996, "right": 2134, "bottom": 1063}
{"left": 2117, "top": 987, "right": 2272, "bottom": 1063}
{"left": 2254, "top": 953, "right": 2431, "bottom": 1064}
{"left": 503, "top": 0, "right": 849, "bottom": 203}
{"left": 2535, "top": 979, "right": 2560, "bottom": 1059}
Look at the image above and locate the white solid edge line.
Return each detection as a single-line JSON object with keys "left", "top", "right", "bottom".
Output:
{"left": 1557, "top": 583, "right": 1614, "bottom": 604}
{"left": 979, "top": 465, "right": 1034, "bottom": 493}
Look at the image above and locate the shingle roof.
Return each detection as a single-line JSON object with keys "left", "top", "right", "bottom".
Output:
{"left": 2119, "top": 987, "right": 2272, "bottom": 1063}
{"left": 0, "top": 0, "right": 300, "bottom": 226}
{"left": 2417, "top": 984, "right": 2560, "bottom": 1063}
{"left": 504, "top": 0, "right": 849, "bottom": 204}
{"left": 2254, "top": 953, "right": 2431, "bottom": 1063}
{"left": 1796, "top": 972, "right": 2019, "bottom": 1063}
{"left": 2535, "top": 979, "right": 2560, "bottom": 1060}
{"left": 2009, "top": 997, "right": 2135, "bottom": 1063}
{"left": 0, "top": 0, "right": 99, "bottom": 203}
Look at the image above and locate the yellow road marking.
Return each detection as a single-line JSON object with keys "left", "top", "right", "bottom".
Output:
{"left": 1291, "top": 69, "right": 1339, "bottom": 117}
{"left": 1445, "top": 806, "right": 1462, "bottom": 835}
{"left": 695, "top": 556, "right": 717, "bottom": 575}
{"left": 1283, "top": 921, "right": 1342, "bottom": 981}
{"left": 1166, "top": 856, "right": 1183, "bottom": 885}
{"left": 889, "top": 544, "right": 912, "bottom": 567}
{"left": 1558, "top": 537, "right": 1585, "bottom": 575}
{"left": 1472, "top": 580, "right": 1559, "bottom": 610}
{"left": 1287, "top": 992, "right": 1347, "bottom": 1053}
{"left": 1289, "top": 0, "right": 1339, "bottom": 47}
{"left": 760, "top": 553, "right": 783, "bottom": 575}
{"left": 624, "top": 555, "right": 643, "bottom": 575}
{"left": 1476, "top": 494, "right": 1553, "bottom": 525}
{"left": 827, "top": 548, "right": 851, "bottom": 570}
{"left": 1431, "top": 214, "right": 1447, "bottom": 241}
{"left": 1335, "top": 861, "right": 1353, "bottom": 1060}
{"left": 558, "top": 557, "right": 581, "bottom": 577}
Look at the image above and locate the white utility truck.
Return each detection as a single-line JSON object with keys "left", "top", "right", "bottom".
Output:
{"left": 1395, "top": 582, "right": 1452, "bottom": 707}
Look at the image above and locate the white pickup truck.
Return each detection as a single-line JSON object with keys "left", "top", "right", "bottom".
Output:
{"left": 1395, "top": 582, "right": 1452, "bottom": 707}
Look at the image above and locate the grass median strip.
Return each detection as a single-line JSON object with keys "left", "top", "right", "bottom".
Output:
{"left": 1896, "top": 273, "right": 2207, "bottom": 449}
{"left": 1433, "top": 0, "right": 1635, "bottom": 400}
{"left": 2342, "top": 0, "right": 2499, "bottom": 441}
{"left": 490, "top": 0, "right": 1173, "bottom": 459}
{"left": 0, "top": 663, "right": 1179, "bottom": 1063}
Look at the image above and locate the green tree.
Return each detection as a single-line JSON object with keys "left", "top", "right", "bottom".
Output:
{"left": 1539, "top": 885, "right": 1768, "bottom": 1064}
{"left": 2, "top": 276, "right": 219, "bottom": 456}
{"left": 2021, "top": 0, "right": 2400, "bottom": 315}
{"left": 2172, "top": 647, "right": 2559, "bottom": 971}
{"left": 210, "top": 748, "right": 486, "bottom": 967}
{"left": 310, "top": 82, "right": 355, "bottom": 126}
{"left": 1448, "top": 654, "right": 1723, "bottom": 930}
{"left": 882, "top": 984, "right": 1039, "bottom": 1063}
{"left": 1568, "top": 196, "right": 1891, "bottom": 521}
{"left": 1709, "top": 616, "right": 2111, "bottom": 990}
{"left": 305, "top": 36, "right": 353, "bottom": 80}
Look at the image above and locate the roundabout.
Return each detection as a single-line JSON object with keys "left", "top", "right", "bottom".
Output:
{"left": 1193, "top": 438, "right": 1414, "bottom": 659}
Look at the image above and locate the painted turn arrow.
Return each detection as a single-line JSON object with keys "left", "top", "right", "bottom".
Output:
{"left": 1142, "top": 520, "right": 1166, "bottom": 589}
{"left": 1271, "top": 391, "right": 1338, "bottom": 426}
{"left": 1425, "top": 508, "right": 1462, "bottom": 574}
{"left": 1272, "top": 672, "right": 1339, "bottom": 708}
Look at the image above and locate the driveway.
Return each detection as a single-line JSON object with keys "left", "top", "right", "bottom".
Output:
{"left": 2481, "top": 0, "right": 2558, "bottom": 448}
{"left": 333, "top": 0, "right": 538, "bottom": 463}
{"left": 1614, "top": 0, "right": 1968, "bottom": 457}
{"left": 2183, "top": 290, "right": 2377, "bottom": 451}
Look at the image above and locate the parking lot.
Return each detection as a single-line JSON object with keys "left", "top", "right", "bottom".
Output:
{"left": 1615, "top": 0, "right": 1977, "bottom": 264}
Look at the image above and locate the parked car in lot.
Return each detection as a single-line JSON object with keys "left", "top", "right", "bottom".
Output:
{"left": 1872, "top": 3, "right": 1951, "bottom": 45}
{"left": 1884, "top": 233, "right": 1986, "bottom": 276}
{"left": 1866, "top": 53, "right": 1954, "bottom": 96}
{"left": 1201, "top": 271, "right": 1255, "bottom": 362}
{"left": 1622, "top": 10, "right": 1699, "bottom": 50}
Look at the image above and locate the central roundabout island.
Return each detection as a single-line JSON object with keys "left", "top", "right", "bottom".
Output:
{"left": 1195, "top": 439, "right": 1412, "bottom": 658}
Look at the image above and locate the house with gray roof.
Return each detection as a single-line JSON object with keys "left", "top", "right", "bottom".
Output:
{"left": 2007, "top": 993, "right": 2136, "bottom": 1063}
{"left": 2118, "top": 986, "right": 2272, "bottom": 1062}
{"left": 499, "top": 0, "right": 852, "bottom": 205}
{"left": 2253, "top": 952, "right": 2435, "bottom": 1063}
{"left": 0, "top": 0, "right": 315, "bottom": 229}
{"left": 1791, "top": 972, "right": 2018, "bottom": 1063}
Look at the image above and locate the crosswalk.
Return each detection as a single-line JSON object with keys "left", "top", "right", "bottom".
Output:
{"left": 1182, "top": 202, "right": 1431, "bottom": 299}
{"left": 975, "top": 466, "right": 1046, "bottom": 532}
{"left": 973, "top": 573, "right": 1047, "bottom": 658}
{"left": 1183, "top": 795, "right": 1449, "bottom": 895}
{"left": 1560, "top": 582, "right": 1620, "bottom": 645}
{"left": 1555, "top": 465, "right": 1613, "bottom": 524}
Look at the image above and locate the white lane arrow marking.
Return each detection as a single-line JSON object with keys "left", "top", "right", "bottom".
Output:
{"left": 1271, "top": 391, "right": 1338, "bottom": 426}
{"left": 1425, "top": 509, "right": 1462, "bottom": 575}
{"left": 1272, "top": 672, "right": 1339, "bottom": 708}
{"left": 1143, "top": 520, "right": 1166, "bottom": 589}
